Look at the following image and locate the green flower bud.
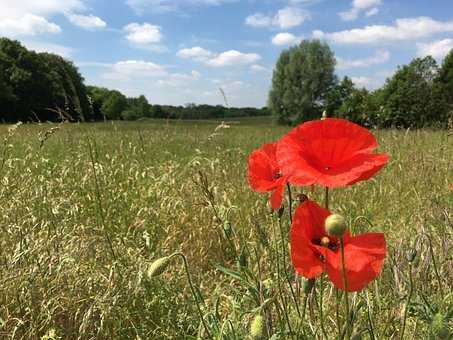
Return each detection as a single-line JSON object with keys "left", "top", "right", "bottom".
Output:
{"left": 147, "top": 256, "right": 172, "bottom": 278}
{"left": 250, "top": 314, "right": 265, "bottom": 339}
{"left": 431, "top": 313, "right": 450, "bottom": 339}
{"left": 351, "top": 332, "right": 363, "bottom": 340}
{"left": 325, "top": 214, "right": 347, "bottom": 237}
{"left": 406, "top": 249, "right": 417, "bottom": 263}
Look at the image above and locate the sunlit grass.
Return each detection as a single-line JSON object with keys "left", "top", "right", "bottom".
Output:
{"left": 0, "top": 120, "right": 451, "bottom": 339}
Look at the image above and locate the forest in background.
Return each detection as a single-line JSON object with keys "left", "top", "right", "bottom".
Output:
{"left": 0, "top": 38, "right": 268, "bottom": 123}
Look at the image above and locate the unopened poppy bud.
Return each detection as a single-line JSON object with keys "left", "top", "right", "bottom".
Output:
{"left": 303, "top": 278, "right": 315, "bottom": 294}
{"left": 351, "top": 333, "right": 363, "bottom": 340}
{"left": 262, "top": 278, "right": 273, "bottom": 290}
{"left": 147, "top": 256, "right": 172, "bottom": 278}
{"left": 250, "top": 314, "right": 265, "bottom": 339}
{"left": 431, "top": 313, "right": 449, "bottom": 339}
{"left": 406, "top": 249, "right": 417, "bottom": 263}
{"left": 325, "top": 214, "right": 347, "bottom": 237}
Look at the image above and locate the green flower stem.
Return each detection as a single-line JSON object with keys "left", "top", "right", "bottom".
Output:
{"left": 340, "top": 238, "right": 351, "bottom": 339}
{"left": 287, "top": 183, "right": 293, "bottom": 224}
{"left": 399, "top": 261, "right": 414, "bottom": 340}
{"left": 171, "top": 253, "right": 212, "bottom": 339}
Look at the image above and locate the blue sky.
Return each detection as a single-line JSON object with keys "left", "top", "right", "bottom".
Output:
{"left": 1, "top": 0, "right": 453, "bottom": 107}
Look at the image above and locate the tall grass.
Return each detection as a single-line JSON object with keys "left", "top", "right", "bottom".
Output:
{"left": 0, "top": 120, "right": 451, "bottom": 339}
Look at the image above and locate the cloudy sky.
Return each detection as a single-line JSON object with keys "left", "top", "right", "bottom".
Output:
{"left": 1, "top": 0, "right": 453, "bottom": 107}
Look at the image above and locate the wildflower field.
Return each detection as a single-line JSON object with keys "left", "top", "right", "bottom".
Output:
{"left": 0, "top": 118, "right": 452, "bottom": 339}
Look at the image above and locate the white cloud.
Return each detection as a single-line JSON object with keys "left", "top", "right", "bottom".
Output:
{"left": 271, "top": 32, "right": 302, "bottom": 46}
{"left": 336, "top": 50, "right": 390, "bottom": 69}
{"left": 313, "top": 17, "right": 453, "bottom": 45}
{"left": 177, "top": 46, "right": 214, "bottom": 61}
{"left": 22, "top": 41, "right": 74, "bottom": 57}
{"left": 0, "top": 1, "right": 108, "bottom": 36}
{"left": 0, "top": 14, "right": 60, "bottom": 37}
{"left": 103, "top": 60, "right": 168, "bottom": 81}
{"left": 417, "top": 39, "right": 453, "bottom": 59}
{"left": 177, "top": 47, "right": 261, "bottom": 67}
{"left": 245, "top": 7, "right": 310, "bottom": 29}
{"left": 157, "top": 70, "right": 201, "bottom": 87}
{"left": 126, "top": 0, "right": 237, "bottom": 13}
{"left": 0, "top": 0, "right": 85, "bottom": 19}
{"left": 66, "top": 13, "right": 106, "bottom": 30}
{"left": 339, "top": 0, "right": 381, "bottom": 21}
{"left": 365, "top": 7, "right": 379, "bottom": 17}
{"left": 250, "top": 64, "right": 266, "bottom": 73}
{"left": 245, "top": 13, "right": 272, "bottom": 28}
{"left": 351, "top": 76, "right": 374, "bottom": 89}
{"left": 123, "top": 23, "right": 162, "bottom": 44}
{"left": 206, "top": 50, "right": 261, "bottom": 67}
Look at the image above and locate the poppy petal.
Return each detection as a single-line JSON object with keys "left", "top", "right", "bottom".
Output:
{"left": 291, "top": 234, "right": 324, "bottom": 279}
{"left": 277, "top": 118, "right": 389, "bottom": 188}
{"left": 325, "top": 233, "right": 386, "bottom": 292}
{"left": 248, "top": 147, "right": 278, "bottom": 192}
{"left": 290, "top": 200, "right": 330, "bottom": 279}
{"left": 292, "top": 200, "right": 330, "bottom": 242}
{"left": 269, "top": 181, "right": 285, "bottom": 210}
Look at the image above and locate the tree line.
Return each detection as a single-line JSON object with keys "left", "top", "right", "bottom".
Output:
{"left": 0, "top": 37, "right": 268, "bottom": 123}
{"left": 2, "top": 36, "right": 453, "bottom": 127}
{"left": 269, "top": 40, "right": 453, "bottom": 128}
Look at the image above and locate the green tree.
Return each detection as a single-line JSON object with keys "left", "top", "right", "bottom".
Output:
{"left": 437, "top": 49, "right": 453, "bottom": 125}
{"left": 325, "top": 76, "right": 354, "bottom": 116}
{"left": 379, "top": 56, "right": 447, "bottom": 128}
{"left": 338, "top": 87, "right": 372, "bottom": 125}
{"left": 268, "top": 39, "right": 337, "bottom": 124}
{"left": 101, "top": 90, "right": 128, "bottom": 120}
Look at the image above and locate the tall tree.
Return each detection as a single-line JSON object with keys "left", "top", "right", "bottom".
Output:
{"left": 268, "top": 39, "right": 337, "bottom": 124}
{"left": 379, "top": 56, "right": 447, "bottom": 127}
{"left": 101, "top": 90, "right": 127, "bottom": 120}
{"left": 438, "top": 49, "right": 453, "bottom": 111}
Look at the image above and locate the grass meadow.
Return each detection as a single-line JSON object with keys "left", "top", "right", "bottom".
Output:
{"left": 0, "top": 118, "right": 452, "bottom": 339}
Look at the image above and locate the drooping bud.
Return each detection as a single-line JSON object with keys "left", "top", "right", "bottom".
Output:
{"left": 431, "top": 313, "right": 449, "bottom": 339}
{"left": 147, "top": 256, "right": 172, "bottom": 278}
{"left": 406, "top": 249, "right": 417, "bottom": 263}
{"left": 250, "top": 314, "right": 265, "bottom": 339}
{"left": 351, "top": 332, "right": 363, "bottom": 340}
{"left": 325, "top": 214, "right": 347, "bottom": 237}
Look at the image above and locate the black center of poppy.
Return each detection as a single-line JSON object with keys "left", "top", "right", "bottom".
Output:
{"left": 273, "top": 172, "right": 282, "bottom": 180}
{"left": 313, "top": 237, "right": 339, "bottom": 252}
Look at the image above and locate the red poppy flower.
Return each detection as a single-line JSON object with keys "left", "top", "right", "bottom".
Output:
{"left": 248, "top": 142, "right": 287, "bottom": 209}
{"left": 277, "top": 118, "right": 389, "bottom": 188}
{"left": 290, "top": 199, "right": 386, "bottom": 292}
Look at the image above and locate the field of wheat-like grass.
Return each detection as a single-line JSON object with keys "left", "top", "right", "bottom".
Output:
{"left": 0, "top": 120, "right": 451, "bottom": 339}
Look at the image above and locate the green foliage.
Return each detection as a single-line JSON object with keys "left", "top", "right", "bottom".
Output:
{"left": 326, "top": 76, "right": 354, "bottom": 115}
{"left": 101, "top": 90, "right": 128, "bottom": 120}
{"left": 269, "top": 39, "right": 337, "bottom": 124}
{"left": 375, "top": 56, "right": 448, "bottom": 128}
{"left": 0, "top": 38, "right": 90, "bottom": 122}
